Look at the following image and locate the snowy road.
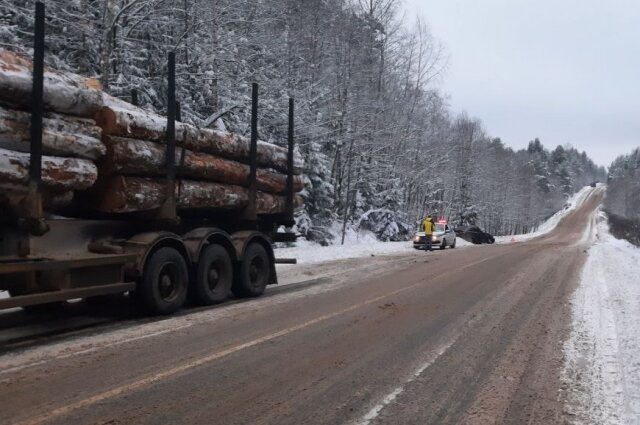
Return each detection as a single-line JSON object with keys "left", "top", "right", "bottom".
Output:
{"left": 0, "top": 186, "right": 626, "bottom": 425}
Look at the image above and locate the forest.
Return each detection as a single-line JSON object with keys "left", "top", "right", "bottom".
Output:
{"left": 0, "top": 0, "right": 606, "bottom": 244}
{"left": 606, "top": 148, "right": 640, "bottom": 245}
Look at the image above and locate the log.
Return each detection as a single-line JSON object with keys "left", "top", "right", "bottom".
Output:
{"left": 186, "top": 127, "right": 304, "bottom": 174}
{"left": 178, "top": 180, "right": 249, "bottom": 211}
{"left": 91, "top": 175, "right": 302, "bottom": 214}
{"left": 254, "top": 166, "right": 305, "bottom": 195}
{"left": 0, "top": 50, "right": 103, "bottom": 117}
{"left": 96, "top": 101, "right": 188, "bottom": 144}
{"left": 102, "top": 136, "right": 304, "bottom": 194}
{"left": 92, "top": 177, "right": 246, "bottom": 213}
{"left": 97, "top": 97, "right": 304, "bottom": 174}
{"left": 255, "top": 192, "right": 304, "bottom": 215}
{"left": 0, "top": 107, "right": 105, "bottom": 159}
{"left": 93, "top": 176, "right": 167, "bottom": 213}
{"left": 0, "top": 147, "right": 97, "bottom": 192}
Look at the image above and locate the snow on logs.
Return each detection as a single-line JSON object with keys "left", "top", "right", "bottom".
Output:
{"left": 96, "top": 99, "right": 304, "bottom": 174}
{"left": 0, "top": 50, "right": 103, "bottom": 117}
{"left": 0, "top": 107, "right": 105, "bottom": 160}
{"left": 101, "top": 136, "right": 304, "bottom": 195}
{"left": 0, "top": 148, "right": 97, "bottom": 192}
{"left": 94, "top": 176, "right": 303, "bottom": 214}
{"left": 0, "top": 50, "right": 105, "bottom": 209}
{"left": 92, "top": 96, "right": 305, "bottom": 216}
{"left": 0, "top": 48, "right": 304, "bottom": 218}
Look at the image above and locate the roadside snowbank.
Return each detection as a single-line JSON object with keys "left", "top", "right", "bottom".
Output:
{"left": 275, "top": 226, "right": 472, "bottom": 265}
{"left": 275, "top": 186, "right": 598, "bottom": 264}
{"left": 495, "top": 185, "right": 597, "bottom": 244}
{"left": 276, "top": 186, "right": 596, "bottom": 264}
{"left": 562, "top": 212, "right": 640, "bottom": 424}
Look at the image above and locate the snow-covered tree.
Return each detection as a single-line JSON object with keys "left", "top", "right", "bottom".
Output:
{"left": 0, "top": 0, "right": 606, "bottom": 242}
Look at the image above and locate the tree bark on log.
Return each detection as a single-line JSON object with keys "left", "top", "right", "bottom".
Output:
{"left": 102, "top": 136, "right": 303, "bottom": 194}
{"left": 0, "top": 50, "right": 103, "bottom": 117}
{"left": 255, "top": 192, "right": 301, "bottom": 215}
{"left": 178, "top": 180, "right": 249, "bottom": 211}
{"left": 91, "top": 175, "right": 302, "bottom": 214}
{"left": 93, "top": 176, "right": 167, "bottom": 213}
{"left": 0, "top": 107, "right": 105, "bottom": 159}
{"left": 0, "top": 147, "right": 98, "bottom": 192}
{"left": 187, "top": 127, "right": 304, "bottom": 175}
{"left": 97, "top": 99, "right": 304, "bottom": 174}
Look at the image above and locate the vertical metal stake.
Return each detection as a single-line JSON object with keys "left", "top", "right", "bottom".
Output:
{"left": 29, "top": 1, "right": 45, "bottom": 194}
{"left": 166, "top": 52, "right": 176, "bottom": 182}
{"left": 285, "top": 98, "right": 295, "bottom": 224}
{"left": 26, "top": 1, "right": 47, "bottom": 235}
{"left": 245, "top": 82, "right": 259, "bottom": 220}
{"left": 131, "top": 88, "right": 138, "bottom": 106}
{"left": 159, "top": 51, "right": 177, "bottom": 221}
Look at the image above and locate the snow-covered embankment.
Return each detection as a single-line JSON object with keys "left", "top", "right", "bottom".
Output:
{"left": 495, "top": 185, "right": 598, "bottom": 244}
{"left": 562, "top": 211, "right": 640, "bottom": 424}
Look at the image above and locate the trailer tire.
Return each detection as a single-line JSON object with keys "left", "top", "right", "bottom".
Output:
{"left": 137, "top": 247, "right": 188, "bottom": 315}
{"left": 232, "top": 243, "right": 270, "bottom": 298}
{"left": 192, "top": 244, "right": 233, "bottom": 305}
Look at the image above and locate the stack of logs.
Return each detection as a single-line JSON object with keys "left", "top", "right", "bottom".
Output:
{"left": 0, "top": 50, "right": 102, "bottom": 211}
{"left": 0, "top": 49, "right": 305, "bottom": 218}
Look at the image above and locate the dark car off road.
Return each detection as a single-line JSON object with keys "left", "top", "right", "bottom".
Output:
{"left": 454, "top": 225, "right": 495, "bottom": 244}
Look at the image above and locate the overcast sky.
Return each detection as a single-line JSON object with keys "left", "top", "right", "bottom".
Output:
{"left": 403, "top": 0, "right": 640, "bottom": 166}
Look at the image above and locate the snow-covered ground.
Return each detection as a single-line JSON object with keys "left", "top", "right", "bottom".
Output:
{"left": 276, "top": 186, "right": 598, "bottom": 264}
{"left": 275, "top": 227, "right": 472, "bottom": 265}
{"left": 562, "top": 211, "right": 640, "bottom": 425}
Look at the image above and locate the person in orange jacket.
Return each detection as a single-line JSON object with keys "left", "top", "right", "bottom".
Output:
{"left": 423, "top": 215, "right": 436, "bottom": 251}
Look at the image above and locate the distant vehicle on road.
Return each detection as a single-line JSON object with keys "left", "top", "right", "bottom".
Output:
{"left": 454, "top": 225, "right": 495, "bottom": 244}
{"left": 413, "top": 222, "right": 457, "bottom": 250}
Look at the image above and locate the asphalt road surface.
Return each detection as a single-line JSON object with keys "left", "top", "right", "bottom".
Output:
{"left": 0, "top": 187, "right": 605, "bottom": 425}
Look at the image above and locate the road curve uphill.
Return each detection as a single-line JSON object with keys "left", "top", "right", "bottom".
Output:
{"left": 0, "top": 187, "right": 606, "bottom": 425}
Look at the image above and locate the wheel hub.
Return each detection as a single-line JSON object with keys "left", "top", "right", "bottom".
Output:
{"left": 208, "top": 268, "right": 220, "bottom": 288}
{"left": 249, "top": 264, "right": 259, "bottom": 282}
{"left": 249, "top": 256, "right": 266, "bottom": 284}
{"left": 158, "top": 265, "right": 178, "bottom": 301}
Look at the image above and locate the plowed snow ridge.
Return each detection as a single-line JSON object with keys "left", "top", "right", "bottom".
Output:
{"left": 563, "top": 211, "right": 640, "bottom": 425}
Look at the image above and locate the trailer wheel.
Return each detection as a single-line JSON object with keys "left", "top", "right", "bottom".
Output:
{"left": 193, "top": 244, "right": 233, "bottom": 305}
{"left": 232, "top": 243, "right": 270, "bottom": 298}
{"left": 137, "top": 247, "right": 188, "bottom": 315}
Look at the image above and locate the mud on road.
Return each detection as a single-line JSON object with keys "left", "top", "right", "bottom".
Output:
{"left": 0, "top": 187, "right": 605, "bottom": 425}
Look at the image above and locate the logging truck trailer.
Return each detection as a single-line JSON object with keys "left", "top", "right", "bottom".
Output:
{"left": 0, "top": 92, "right": 299, "bottom": 314}
{"left": 0, "top": 2, "right": 299, "bottom": 315}
{"left": 0, "top": 215, "right": 296, "bottom": 315}
{"left": 0, "top": 90, "right": 298, "bottom": 316}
